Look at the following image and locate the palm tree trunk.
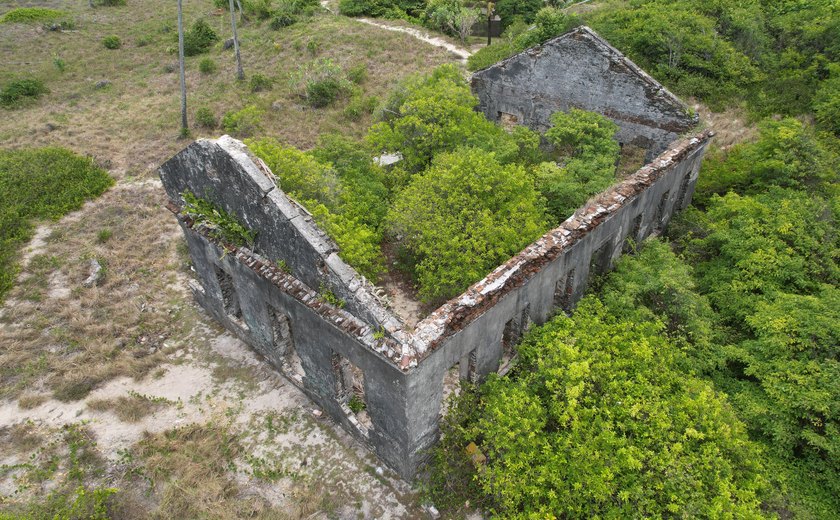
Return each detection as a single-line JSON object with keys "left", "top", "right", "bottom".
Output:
{"left": 228, "top": 0, "right": 245, "bottom": 80}
{"left": 177, "top": 0, "right": 188, "bottom": 133}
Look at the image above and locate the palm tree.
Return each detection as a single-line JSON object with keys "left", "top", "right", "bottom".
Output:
{"left": 228, "top": 0, "right": 244, "bottom": 80}
{"left": 177, "top": 0, "right": 188, "bottom": 134}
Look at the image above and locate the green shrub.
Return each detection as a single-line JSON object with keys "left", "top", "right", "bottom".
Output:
{"left": 536, "top": 109, "right": 620, "bottom": 222}
{"left": 180, "top": 191, "right": 256, "bottom": 247}
{"left": 249, "top": 73, "right": 273, "bottom": 92}
{"left": 246, "top": 136, "right": 386, "bottom": 280}
{"left": 387, "top": 147, "right": 546, "bottom": 301}
{"left": 343, "top": 94, "right": 378, "bottom": 121}
{"left": 290, "top": 58, "right": 351, "bottom": 108}
{"left": 0, "top": 148, "right": 113, "bottom": 299}
{"left": 221, "top": 105, "right": 263, "bottom": 137}
{"left": 198, "top": 57, "right": 217, "bottom": 74}
{"left": 270, "top": 10, "right": 298, "bottom": 29}
{"left": 347, "top": 63, "right": 368, "bottom": 85}
{"left": 0, "top": 7, "right": 66, "bottom": 24}
{"left": 467, "top": 7, "right": 582, "bottom": 71}
{"left": 244, "top": 0, "right": 274, "bottom": 19}
{"left": 813, "top": 67, "right": 840, "bottom": 136}
{"left": 53, "top": 57, "right": 66, "bottom": 72}
{"left": 368, "top": 65, "right": 547, "bottom": 182}
{"left": 430, "top": 297, "right": 768, "bottom": 517}
{"left": 181, "top": 19, "right": 219, "bottom": 56}
{"left": 96, "top": 0, "right": 127, "bottom": 6}
{"left": 494, "top": 0, "right": 542, "bottom": 29}
{"left": 1, "top": 79, "right": 48, "bottom": 108}
{"left": 195, "top": 106, "right": 217, "bottom": 128}
{"left": 102, "top": 35, "right": 122, "bottom": 49}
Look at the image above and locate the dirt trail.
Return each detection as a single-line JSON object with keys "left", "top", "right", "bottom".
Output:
{"left": 356, "top": 18, "right": 472, "bottom": 63}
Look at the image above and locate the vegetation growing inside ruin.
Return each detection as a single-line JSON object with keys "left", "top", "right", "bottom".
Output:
{"left": 180, "top": 191, "right": 257, "bottom": 248}
{"left": 248, "top": 64, "right": 624, "bottom": 300}
{"left": 431, "top": 107, "right": 840, "bottom": 520}
{"left": 0, "top": 148, "right": 113, "bottom": 301}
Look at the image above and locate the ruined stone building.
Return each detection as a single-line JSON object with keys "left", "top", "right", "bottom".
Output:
{"left": 159, "top": 26, "right": 713, "bottom": 480}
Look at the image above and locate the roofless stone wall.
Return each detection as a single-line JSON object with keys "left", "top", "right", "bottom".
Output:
{"left": 159, "top": 26, "right": 713, "bottom": 480}
{"left": 471, "top": 26, "right": 698, "bottom": 159}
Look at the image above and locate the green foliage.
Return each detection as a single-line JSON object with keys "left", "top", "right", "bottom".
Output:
{"left": 290, "top": 58, "right": 351, "bottom": 108}
{"left": 537, "top": 109, "right": 620, "bottom": 222}
{"left": 387, "top": 147, "right": 546, "bottom": 301}
{"left": 246, "top": 137, "right": 342, "bottom": 207}
{"left": 432, "top": 297, "right": 768, "bottom": 518}
{"left": 468, "top": 7, "right": 582, "bottom": 71}
{"left": 589, "top": 3, "right": 759, "bottom": 106}
{"left": 0, "top": 148, "right": 113, "bottom": 300}
{"left": 221, "top": 105, "right": 263, "bottom": 137}
{"left": 347, "top": 63, "right": 368, "bottom": 85}
{"left": 319, "top": 284, "right": 346, "bottom": 308}
{"left": 695, "top": 117, "right": 839, "bottom": 206}
{"left": 494, "top": 0, "right": 542, "bottom": 28}
{"left": 247, "top": 136, "right": 387, "bottom": 280}
{"left": 180, "top": 191, "right": 256, "bottom": 247}
{"left": 102, "top": 35, "right": 122, "bottom": 50}
{"left": 198, "top": 57, "right": 217, "bottom": 74}
{"left": 348, "top": 394, "right": 366, "bottom": 413}
{"left": 270, "top": 10, "right": 297, "bottom": 29}
{"left": 96, "top": 0, "right": 127, "bottom": 6}
{"left": 368, "top": 64, "right": 538, "bottom": 183}
{"left": 0, "top": 78, "right": 48, "bottom": 108}
{"left": 813, "top": 65, "right": 840, "bottom": 136}
{"left": 53, "top": 56, "right": 66, "bottom": 72}
{"left": 0, "top": 7, "right": 66, "bottom": 24}
{"left": 195, "top": 106, "right": 217, "bottom": 128}
{"left": 343, "top": 93, "right": 378, "bottom": 121}
{"left": 181, "top": 19, "right": 219, "bottom": 57}
{"left": 249, "top": 73, "right": 274, "bottom": 92}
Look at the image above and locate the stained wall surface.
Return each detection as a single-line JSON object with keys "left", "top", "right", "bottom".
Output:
{"left": 471, "top": 26, "right": 698, "bottom": 157}
{"left": 403, "top": 131, "right": 713, "bottom": 469}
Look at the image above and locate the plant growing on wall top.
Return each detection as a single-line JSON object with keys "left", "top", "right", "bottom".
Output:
{"left": 180, "top": 191, "right": 256, "bottom": 248}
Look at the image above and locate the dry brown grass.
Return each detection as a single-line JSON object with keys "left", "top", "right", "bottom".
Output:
{"left": 0, "top": 1, "right": 458, "bottom": 178}
{"left": 87, "top": 392, "right": 173, "bottom": 422}
{"left": 0, "top": 181, "right": 196, "bottom": 402}
{"left": 693, "top": 102, "right": 758, "bottom": 150}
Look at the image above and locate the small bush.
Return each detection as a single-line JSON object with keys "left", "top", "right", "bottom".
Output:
{"left": 0, "top": 7, "right": 65, "bottom": 24}
{"left": 199, "top": 57, "right": 217, "bottom": 74}
{"left": 343, "top": 94, "right": 378, "bottom": 121}
{"left": 0, "top": 79, "right": 48, "bottom": 108}
{"left": 249, "top": 73, "right": 273, "bottom": 92}
{"left": 291, "top": 58, "right": 351, "bottom": 108}
{"left": 181, "top": 19, "right": 219, "bottom": 56}
{"left": 96, "top": 0, "right": 127, "bottom": 6}
{"left": 347, "top": 63, "right": 368, "bottom": 84}
{"left": 136, "top": 35, "right": 152, "bottom": 47}
{"left": 195, "top": 107, "right": 217, "bottom": 128}
{"left": 270, "top": 10, "right": 298, "bottom": 29}
{"left": 221, "top": 105, "right": 263, "bottom": 137}
{"left": 102, "top": 35, "right": 122, "bottom": 49}
{"left": 53, "top": 57, "right": 66, "bottom": 73}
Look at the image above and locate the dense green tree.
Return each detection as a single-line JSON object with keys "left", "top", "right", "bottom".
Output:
{"left": 387, "top": 147, "right": 546, "bottom": 301}
{"left": 367, "top": 64, "right": 541, "bottom": 186}
{"left": 535, "top": 109, "right": 620, "bottom": 222}
{"left": 432, "top": 297, "right": 768, "bottom": 518}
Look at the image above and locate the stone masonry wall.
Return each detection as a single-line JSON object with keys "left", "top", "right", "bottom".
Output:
{"left": 401, "top": 130, "right": 713, "bottom": 471}
{"left": 471, "top": 26, "right": 698, "bottom": 158}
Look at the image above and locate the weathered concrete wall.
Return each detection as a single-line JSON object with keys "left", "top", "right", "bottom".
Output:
{"left": 159, "top": 137, "right": 422, "bottom": 476}
{"left": 172, "top": 211, "right": 416, "bottom": 476}
{"left": 159, "top": 137, "right": 415, "bottom": 354}
{"left": 404, "top": 130, "right": 713, "bottom": 466}
{"left": 471, "top": 26, "right": 698, "bottom": 158}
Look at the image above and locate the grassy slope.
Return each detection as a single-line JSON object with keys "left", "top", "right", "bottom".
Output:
{"left": 0, "top": 0, "right": 457, "bottom": 178}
